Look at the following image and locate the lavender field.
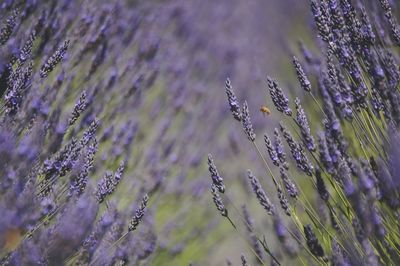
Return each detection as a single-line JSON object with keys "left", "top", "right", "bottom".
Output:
{"left": 1, "top": 0, "right": 400, "bottom": 265}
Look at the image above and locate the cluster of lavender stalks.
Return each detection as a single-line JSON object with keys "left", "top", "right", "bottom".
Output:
{"left": 209, "top": 1, "right": 400, "bottom": 265}
{"left": 0, "top": 0, "right": 211, "bottom": 264}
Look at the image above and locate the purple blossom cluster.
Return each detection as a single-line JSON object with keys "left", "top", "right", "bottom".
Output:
{"left": 2, "top": 0, "right": 400, "bottom": 264}
{"left": 208, "top": 0, "right": 400, "bottom": 265}
{"left": 0, "top": 0, "right": 230, "bottom": 265}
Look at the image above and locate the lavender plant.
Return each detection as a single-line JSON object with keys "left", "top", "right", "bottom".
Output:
{"left": 3, "top": 0, "right": 400, "bottom": 265}
{"left": 0, "top": 0, "right": 234, "bottom": 265}
{"left": 209, "top": 0, "right": 400, "bottom": 265}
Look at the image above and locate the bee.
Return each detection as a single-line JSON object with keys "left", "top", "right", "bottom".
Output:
{"left": 260, "top": 106, "right": 271, "bottom": 116}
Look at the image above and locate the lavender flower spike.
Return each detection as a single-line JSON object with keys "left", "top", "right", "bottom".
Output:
{"left": 208, "top": 154, "right": 225, "bottom": 193}
{"left": 274, "top": 128, "right": 288, "bottom": 167}
{"left": 247, "top": 169, "right": 275, "bottom": 215}
{"left": 95, "top": 172, "right": 115, "bottom": 203}
{"left": 128, "top": 194, "right": 149, "bottom": 231}
{"left": 211, "top": 184, "right": 228, "bottom": 217}
{"left": 293, "top": 56, "right": 311, "bottom": 92}
{"left": 40, "top": 40, "right": 70, "bottom": 78}
{"left": 0, "top": 9, "right": 18, "bottom": 46}
{"left": 241, "top": 254, "right": 250, "bottom": 266}
{"left": 304, "top": 224, "right": 325, "bottom": 258}
{"left": 267, "top": 76, "right": 292, "bottom": 116}
{"left": 68, "top": 90, "right": 88, "bottom": 126}
{"left": 95, "top": 161, "right": 125, "bottom": 203}
{"left": 264, "top": 134, "right": 280, "bottom": 167}
{"left": 225, "top": 78, "right": 242, "bottom": 121}
{"left": 279, "top": 167, "right": 298, "bottom": 198}
{"left": 242, "top": 101, "right": 256, "bottom": 142}
{"left": 277, "top": 184, "right": 290, "bottom": 216}
{"left": 317, "top": 132, "right": 334, "bottom": 174}
{"left": 280, "top": 122, "right": 313, "bottom": 176}
{"left": 295, "top": 97, "right": 316, "bottom": 152}
{"left": 315, "top": 168, "right": 329, "bottom": 202}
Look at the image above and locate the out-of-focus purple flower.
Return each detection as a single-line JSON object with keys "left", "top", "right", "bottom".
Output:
{"left": 47, "top": 191, "right": 98, "bottom": 264}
